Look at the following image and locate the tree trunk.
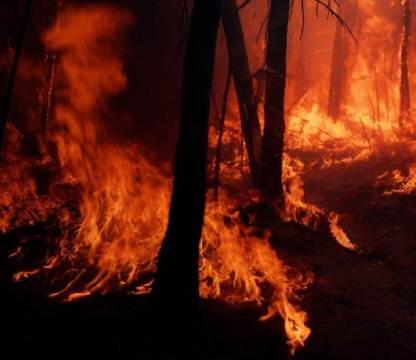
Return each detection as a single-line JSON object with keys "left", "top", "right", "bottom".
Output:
{"left": 221, "top": 0, "right": 262, "bottom": 186}
{"left": 39, "top": 0, "right": 59, "bottom": 137}
{"left": 399, "top": 0, "right": 411, "bottom": 127}
{"left": 327, "top": 0, "right": 358, "bottom": 120}
{"left": 0, "top": 0, "right": 31, "bottom": 154}
{"left": 260, "top": 0, "right": 290, "bottom": 202}
{"left": 152, "top": 0, "right": 221, "bottom": 355}
{"left": 214, "top": 63, "right": 232, "bottom": 200}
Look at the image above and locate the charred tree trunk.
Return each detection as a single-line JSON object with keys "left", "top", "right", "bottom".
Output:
{"left": 0, "top": 0, "right": 31, "bottom": 154}
{"left": 214, "top": 64, "right": 232, "bottom": 200}
{"left": 260, "top": 0, "right": 290, "bottom": 202}
{"left": 152, "top": 0, "right": 221, "bottom": 355}
{"left": 399, "top": 0, "right": 411, "bottom": 127}
{"left": 327, "top": 0, "right": 358, "bottom": 119}
{"left": 221, "top": 0, "right": 262, "bottom": 186}
{"left": 39, "top": 0, "right": 59, "bottom": 137}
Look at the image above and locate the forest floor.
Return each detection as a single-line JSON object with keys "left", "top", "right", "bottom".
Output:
{"left": 1, "top": 149, "right": 416, "bottom": 360}
{"left": 285, "top": 148, "right": 416, "bottom": 360}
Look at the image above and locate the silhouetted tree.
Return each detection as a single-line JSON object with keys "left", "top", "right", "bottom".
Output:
{"left": 0, "top": 0, "right": 31, "bottom": 154}
{"left": 399, "top": 0, "right": 411, "bottom": 127}
{"left": 152, "top": 0, "right": 221, "bottom": 356}
{"left": 260, "top": 0, "right": 290, "bottom": 202}
{"left": 221, "top": 0, "right": 262, "bottom": 186}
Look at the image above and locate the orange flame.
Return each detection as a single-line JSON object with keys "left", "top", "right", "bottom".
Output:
{"left": 6, "top": 5, "right": 311, "bottom": 354}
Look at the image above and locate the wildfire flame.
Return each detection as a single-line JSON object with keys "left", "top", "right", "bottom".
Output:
{"left": 2, "top": 0, "right": 414, "bottom": 356}
{"left": 8, "top": 5, "right": 311, "bottom": 354}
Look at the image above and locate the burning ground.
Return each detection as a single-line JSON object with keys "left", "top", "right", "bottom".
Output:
{"left": 0, "top": 1, "right": 416, "bottom": 359}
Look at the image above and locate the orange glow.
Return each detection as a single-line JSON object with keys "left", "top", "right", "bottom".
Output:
{"left": 2, "top": 0, "right": 414, "bottom": 356}
{"left": 5, "top": 5, "right": 311, "bottom": 354}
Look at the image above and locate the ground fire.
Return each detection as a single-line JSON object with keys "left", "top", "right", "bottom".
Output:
{"left": 0, "top": 1, "right": 415, "bottom": 359}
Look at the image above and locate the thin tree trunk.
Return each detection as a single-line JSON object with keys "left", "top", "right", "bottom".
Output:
{"left": 152, "top": 0, "right": 221, "bottom": 355}
{"left": 214, "top": 63, "right": 232, "bottom": 200}
{"left": 327, "top": 0, "right": 358, "bottom": 119}
{"left": 221, "top": 0, "right": 262, "bottom": 186}
{"left": 39, "top": 54, "right": 56, "bottom": 136}
{"left": 399, "top": 0, "right": 411, "bottom": 127}
{"left": 39, "top": 0, "right": 59, "bottom": 137}
{"left": 260, "top": 0, "right": 290, "bottom": 202}
{"left": 0, "top": 0, "right": 31, "bottom": 154}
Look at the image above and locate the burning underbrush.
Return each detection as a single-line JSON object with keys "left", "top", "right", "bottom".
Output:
{"left": 0, "top": 4, "right": 315, "bottom": 354}
{"left": 2, "top": 1, "right": 416, "bottom": 357}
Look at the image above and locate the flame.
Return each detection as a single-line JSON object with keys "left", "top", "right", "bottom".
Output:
{"left": 4, "top": 5, "right": 311, "bottom": 354}
{"left": 281, "top": 154, "right": 323, "bottom": 229}
{"left": 382, "top": 164, "right": 416, "bottom": 195}
{"left": 202, "top": 193, "right": 312, "bottom": 352}
{"left": 3, "top": 0, "right": 414, "bottom": 356}
{"left": 328, "top": 212, "right": 357, "bottom": 251}
{"left": 38, "top": 5, "right": 168, "bottom": 295}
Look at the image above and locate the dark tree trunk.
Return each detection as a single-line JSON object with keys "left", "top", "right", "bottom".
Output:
{"left": 327, "top": 0, "right": 358, "bottom": 120}
{"left": 214, "top": 64, "right": 232, "bottom": 200}
{"left": 152, "top": 0, "right": 221, "bottom": 355}
{"left": 39, "top": 0, "right": 59, "bottom": 137}
{"left": 260, "top": 0, "right": 290, "bottom": 202}
{"left": 0, "top": 0, "right": 31, "bottom": 154}
{"left": 221, "top": 0, "right": 262, "bottom": 186}
{"left": 399, "top": 0, "right": 411, "bottom": 127}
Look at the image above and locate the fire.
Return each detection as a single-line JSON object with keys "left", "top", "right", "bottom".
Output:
{"left": 281, "top": 154, "right": 323, "bottom": 229}
{"left": 2, "top": 0, "right": 414, "bottom": 357}
{"left": 37, "top": 5, "right": 167, "bottom": 296}
{"left": 280, "top": 153, "right": 358, "bottom": 252}
{"left": 328, "top": 212, "right": 357, "bottom": 252}
{"left": 202, "top": 193, "right": 312, "bottom": 353}
{"left": 382, "top": 164, "right": 416, "bottom": 195}
{"left": 6, "top": 4, "right": 311, "bottom": 354}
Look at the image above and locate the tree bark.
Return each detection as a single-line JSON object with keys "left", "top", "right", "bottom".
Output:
{"left": 152, "top": 0, "right": 220, "bottom": 355}
{"left": 0, "top": 0, "right": 31, "bottom": 154}
{"left": 221, "top": 0, "right": 262, "bottom": 186}
{"left": 327, "top": 0, "right": 358, "bottom": 120}
{"left": 214, "top": 63, "right": 232, "bottom": 200}
{"left": 399, "top": 0, "right": 411, "bottom": 127}
{"left": 260, "top": 0, "right": 290, "bottom": 202}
